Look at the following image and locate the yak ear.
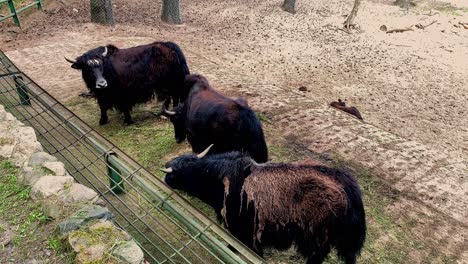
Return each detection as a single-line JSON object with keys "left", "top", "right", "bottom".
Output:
{"left": 103, "top": 45, "right": 118, "bottom": 57}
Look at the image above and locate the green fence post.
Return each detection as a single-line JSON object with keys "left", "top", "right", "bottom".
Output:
{"left": 7, "top": 0, "right": 20, "bottom": 27}
{"left": 14, "top": 76, "right": 31, "bottom": 106}
{"left": 106, "top": 152, "right": 125, "bottom": 194}
{"left": 36, "top": 0, "right": 43, "bottom": 10}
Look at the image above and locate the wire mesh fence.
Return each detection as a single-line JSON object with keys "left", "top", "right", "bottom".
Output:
{"left": 90, "top": 0, "right": 114, "bottom": 25}
{"left": 0, "top": 50, "right": 265, "bottom": 264}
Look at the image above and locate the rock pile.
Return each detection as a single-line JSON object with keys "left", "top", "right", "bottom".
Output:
{"left": 0, "top": 105, "right": 144, "bottom": 264}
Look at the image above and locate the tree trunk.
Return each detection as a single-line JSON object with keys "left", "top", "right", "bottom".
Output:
{"left": 282, "top": 0, "right": 296, "bottom": 14}
{"left": 395, "top": 0, "right": 413, "bottom": 11}
{"left": 161, "top": 0, "right": 182, "bottom": 24}
{"left": 343, "top": 0, "right": 361, "bottom": 29}
{"left": 90, "top": 0, "right": 114, "bottom": 25}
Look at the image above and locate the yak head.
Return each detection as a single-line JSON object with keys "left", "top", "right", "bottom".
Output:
{"left": 65, "top": 45, "right": 117, "bottom": 90}
{"left": 162, "top": 103, "right": 187, "bottom": 143}
{"left": 161, "top": 144, "right": 214, "bottom": 190}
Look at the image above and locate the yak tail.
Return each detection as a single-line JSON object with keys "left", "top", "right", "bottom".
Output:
{"left": 163, "top": 41, "right": 190, "bottom": 76}
{"left": 335, "top": 171, "right": 367, "bottom": 264}
{"left": 313, "top": 165, "right": 366, "bottom": 264}
{"left": 239, "top": 108, "right": 268, "bottom": 163}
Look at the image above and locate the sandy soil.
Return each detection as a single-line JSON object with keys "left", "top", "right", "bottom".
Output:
{"left": 1, "top": 0, "right": 467, "bottom": 157}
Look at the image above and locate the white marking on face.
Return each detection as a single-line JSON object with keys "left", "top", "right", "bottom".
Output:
{"left": 87, "top": 59, "right": 101, "bottom": 66}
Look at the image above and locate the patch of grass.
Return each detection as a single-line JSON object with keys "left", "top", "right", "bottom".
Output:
{"left": 256, "top": 111, "right": 271, "bottom": 124}
{"left": 0, "top": 0, "right": 27, "bottom": 12}
{"left": 40, "top": 166, "right": 55, "bottom": 175}
{"left": 47, "top": 238, "right": 61, "bottom": 250}
{"left": 0, "top": 159, "right": 73, "bottom": 263}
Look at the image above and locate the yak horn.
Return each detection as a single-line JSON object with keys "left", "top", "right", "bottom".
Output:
{"left": 163, "top": 106, "right": 176, "bottom": 116}
{"left": 160, "top": 167, "right": 173, "bottom": 173}
{"left": 197, "top": 144, "right": 214, "bottom": 158}
{"left": 64, "top": 57, "right": 76, "bottom": 64}
{"left": 102, "top": 46, "right": 108, "bottom": 56}
{"left": 250, "top": 159, "right": 267, "bottom": 167}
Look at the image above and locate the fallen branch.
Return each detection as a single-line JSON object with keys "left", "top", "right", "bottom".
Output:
{"left": 386, "top": 26, "right": 414, "bottom": 33}
{"left": 325, "top": 24, "right": 351, "bottom": 34}
{"left": 416, "top": 20, "right": 437, "bottom": 29}
{"left": 459, "top": 22, "right": 468, "bottom": 29}
{"left": 330, "top": 99, "right": 363, "bottom": 120}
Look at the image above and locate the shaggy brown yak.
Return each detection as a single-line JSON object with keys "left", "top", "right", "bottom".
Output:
{"left": 162, "top": 147, "right": 366, "bottom": 264}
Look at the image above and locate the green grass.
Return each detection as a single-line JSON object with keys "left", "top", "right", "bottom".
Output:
{"left": 0, "top": 160, "right": 73, "bottom": 263}
{"left": 0, "top": 0, "right": 27, "bottom": 12}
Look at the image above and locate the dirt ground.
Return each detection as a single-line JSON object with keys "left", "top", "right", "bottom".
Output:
{"left": 0, "top": 0, "right": 467, "bottom": 262}
{"left": 2, "top": 0, "right": 467, "bottom": 156}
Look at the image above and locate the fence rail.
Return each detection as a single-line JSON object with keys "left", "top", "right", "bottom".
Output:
{"left": 0, "top": 0, "right": 42, "bottom": 26}
{"left": 0, "top": 50, "right": 265, "bottom": 264}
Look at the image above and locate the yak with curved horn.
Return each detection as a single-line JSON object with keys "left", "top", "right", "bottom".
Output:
{"left": 66, "top": 41, "right": 190, "bottom": 125}
{"left": 161, "top": 146, "right": 366, "bottom": 264}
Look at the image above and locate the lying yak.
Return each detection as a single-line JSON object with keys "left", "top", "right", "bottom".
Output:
{"left": 66, "top": 41, "right": 190, "bottom": 125}
{"left": 161, "top": 146, "right": 366, "bottom": 264}
{"left": 162, "top": 74, "right": 268, "bottom": 163}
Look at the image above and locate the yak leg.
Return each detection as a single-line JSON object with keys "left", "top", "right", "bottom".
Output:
{"left": 123, "top": 109, "right": 134, "bottom": 125}
{"left": 341, "top": 253, "right": 357, "bottom": 264}
{"left": 306, "top": 245, "right": 331, "bottom": 264}
{"left": 163, "top": 97, "right": 171, "bottom": 110}
{"left": 172, "top": 96, "right": 180, "bottom": 108}
{"left": 99, "top": 104, "right": 109, "bottom": 125}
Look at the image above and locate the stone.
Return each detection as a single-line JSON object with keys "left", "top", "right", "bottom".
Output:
{"left": 1, "top": 229, "right": 14, "bottom": 247}
{"left": 58, "top": 218, "right": 84, "bottom": 236}
{"left": 88, "top": 220, "right": 113, "bottom": 229}
{"left": 112, "top": 240, "right": 144, "bottom": 264}
{"left": 11, "top": 127, "right": 42, "bottom": 164}
{"left": 31, "top": 176, "right": 74, "bottom": 199}
{"left": 58, "top": 183, "right": 98, "bottom": 203}
{"left": 29, "top": 152, "right": 57, "bottom": 166}
{"left": 75, "top": 244, "right": 106, "bottom": 263}
{"left": 42, "top": 198, "right": 64, "bottom": 220}
{"left": 68, "top": 220, "right": 135, "bottom": 263}
{"left": 5, "top": 112, "right": 16, "bottom": 121}
{"left": 18, "top": 166, "right": 46, "bottom": 185}
{"left": 42, "top": 161, "right": 67, "bottom": 176}
{"left": 0, "top": 138, "right": 16, "bottom": 158}
{"left": 298, "top": 86, "right": 308, "bottom": 92}
{"left": 58, "top": 205, "right": 114, "bottom": 235}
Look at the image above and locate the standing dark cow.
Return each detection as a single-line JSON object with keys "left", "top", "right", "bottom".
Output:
{"left": 162, "top": 74, "right": 268, "bottom": 163}
{"left": 66, "top": 41, "right": 190, "bottom": 125}
{"left": 162, "top": 147, "right": 366, "bottom": 264}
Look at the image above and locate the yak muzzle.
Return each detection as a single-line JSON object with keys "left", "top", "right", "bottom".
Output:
{"left": 95, "top": 79, "right": 108, "bottom": 89}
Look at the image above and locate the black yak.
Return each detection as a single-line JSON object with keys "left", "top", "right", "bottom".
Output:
{"left": 161, "top": 146, "right": 366, "bottom": 264}
{"left": 66, "top": 41, "right": 190, "bottom": 125}
{"left": 162, "top": 74, "right": 268, "bottom": 163}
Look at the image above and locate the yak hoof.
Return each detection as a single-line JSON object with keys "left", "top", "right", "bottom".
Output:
{"left": 124, "top": 120, "right": 135, "bottom": 125}
{"left": 99, "top": 118, "right": 108, "bottom": 125}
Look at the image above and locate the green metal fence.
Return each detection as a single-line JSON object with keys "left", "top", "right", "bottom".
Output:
{"left": 0, "top": 0, "right": 42, "bottom": 26}
{"left": 0, "top": 50, "right": 265, "bottom": 264}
